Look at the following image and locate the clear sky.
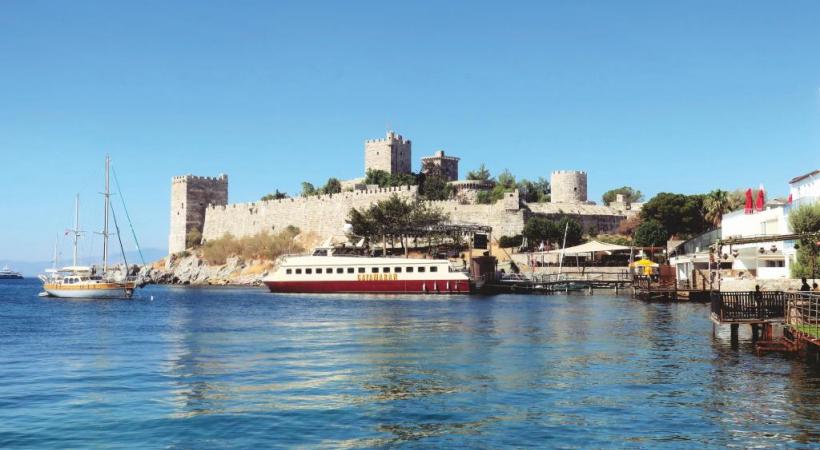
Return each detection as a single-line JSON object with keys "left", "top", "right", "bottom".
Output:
{"left": 1, "top": 1, "right": 819, "bottom": 262}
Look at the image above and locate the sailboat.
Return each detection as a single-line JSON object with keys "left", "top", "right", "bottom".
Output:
{"left": 38, "top": 156, "right": 137, "bottom": 299}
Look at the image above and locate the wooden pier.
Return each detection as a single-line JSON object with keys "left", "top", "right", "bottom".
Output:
{"left": 483, "top": 271, "right": 632, "bottom": 294}
{"left": 631, "top": 276, "right": 711, "bottom": 302}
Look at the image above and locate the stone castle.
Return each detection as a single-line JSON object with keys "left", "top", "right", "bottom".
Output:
{"left": 168, "top": 132, "right": 639, "bottom": 255}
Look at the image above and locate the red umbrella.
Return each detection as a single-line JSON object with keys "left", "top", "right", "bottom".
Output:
{"left": 744, "top": 188, "right": 753, "bottom": 214}
{"left": 755, "top": 187, "right": 765, "bottom": 212}
{"left": 788, "top": 193, "right": 793, "bottom": 204}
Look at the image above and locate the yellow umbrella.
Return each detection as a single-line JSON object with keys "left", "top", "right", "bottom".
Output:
{"left": 629, "top": 258, "right": 659, "bottom": 275}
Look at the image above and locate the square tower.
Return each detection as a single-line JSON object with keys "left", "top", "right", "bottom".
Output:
{"left": 168, "top": 174, "right": 228, "bottom": 255}
{"left": 421, "top": 150, "right": 460, "bottom": 181}
{"left": 364, "top": 131, "right": 412, "bottom": 175}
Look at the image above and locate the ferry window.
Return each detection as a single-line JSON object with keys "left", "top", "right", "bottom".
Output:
{"left": 347, "top": 268, "right": 354, "bottom": 274}
{"left": 336, "top": 268, "right": 344, "bottom": 274}
{"left": 406, "top": 267, "right": 414, "bottom": 273}
{"left": 286, "top": 269, "right": 292, "bottom": 275}
{"left": 395, "top": 267, "right": 402, "bottom": 273}
{"left": 383, "top": 267, "right": 390, "bottom": 273}
{"left": 358, "top": 267, "right": 365, "bottom": 273}
{"left": 418, "top": 267, "right": 426, "bottom": 273}
{"left": 327, "top": 268, "right": 333, "bottom": 274}
{"left": 316, "top": 268, "right": 322, "bottom": 274}
{"left": 305, "top": 268, "right": 312, "bottom": 274}
{"left": 295, "top": 268, "right": 302, "bottom": 274}
{"left": 371, "top": 267, "right": 378, "bottom": 273}
{"left": 430, "top": 266, "right": 438, "bottom": 272}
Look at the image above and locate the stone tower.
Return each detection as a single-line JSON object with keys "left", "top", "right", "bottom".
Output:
{"left": 364, "top": 131, "right": 411, "bottom": 175}
{"left": 550, "top": 170, "right": 587, "bottom": 204}
{"left": 168, "top": 174, "right": 228, "bottom": 255}
{"left": 421, "top": 150, "right": 460, "bottom": 181}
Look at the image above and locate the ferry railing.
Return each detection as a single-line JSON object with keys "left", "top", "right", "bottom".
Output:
{"left": 785, "top": 292, "right": 820, "bottom": 340}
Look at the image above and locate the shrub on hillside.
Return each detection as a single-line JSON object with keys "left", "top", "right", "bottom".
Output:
{"left": 202, "top": 228, "right": 303, "bottom": 265}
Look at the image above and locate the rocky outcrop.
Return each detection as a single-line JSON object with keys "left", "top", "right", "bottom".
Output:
{"left": 139, "top": 254, "right": 275, "bottom": 286}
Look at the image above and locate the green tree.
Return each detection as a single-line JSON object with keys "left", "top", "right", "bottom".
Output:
{"left": 300, "top": 181, "right": 317, "bottom": 197}
{"left": 347, "top": 195, "right": 448, "bottom": 254}
{"left": 518, "top": 177, "right": 550, "bottom": 203}
{"left": 703, "top": 189, "right": 740, "bottom": 227}
{"left": 789, "top": 203, "right": 820, "bottom": 279}
{"left": 364, "top": 169, "right": 418, "bottom": 188}
{"left": 418, "top": 162, "right": 453, "bottom": 200}
{"left": 523, "top": 216, "right": 559, "bottom": 249}
{"left": 322, "top": 177, "right": 342, "bottom": 194}
{"left": 634, "top": 219, "right": 668, "bottom": 247}
{"left": 556, "top": 216, "right": 583, "bottom": 247}
{"left": 260, "top": 190, "right": 287, "bottom": 201}
{"left": 466, "top": 163, "right": 492, "bottom": 181}
{"left": 640, "top": 192, "right": 707, "bottom": 238}
{"left": 477, "top": 169, "right": 517, "bottom": 204}
{"left": 602, "top": 186, "right": 643, "bottom": 205}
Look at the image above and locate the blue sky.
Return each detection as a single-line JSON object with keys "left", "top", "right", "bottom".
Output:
{"left": 1, "top": 1, "right": 819, "bottom": 262}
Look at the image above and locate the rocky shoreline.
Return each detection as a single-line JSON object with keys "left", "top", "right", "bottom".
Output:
{"left": 139, "top": 254, "right": 276, "bottom": 286}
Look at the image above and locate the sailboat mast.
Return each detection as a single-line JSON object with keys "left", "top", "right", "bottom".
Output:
{"left": 102, "top": 155, "right": 110, "bottom": 272}
{"left": 72, "top": 194, "right": 80, "bottom": 267}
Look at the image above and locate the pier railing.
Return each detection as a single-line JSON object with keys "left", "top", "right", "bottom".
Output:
{"left": 785, "top": 292, "right": 820, "bottom": 341}
{"left": 710, "top": 291, "right": 785, "bottom": 323}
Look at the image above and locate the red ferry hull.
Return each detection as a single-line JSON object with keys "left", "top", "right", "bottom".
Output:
{"left": 264, "top": 279, "right": 471, "bottom": 294}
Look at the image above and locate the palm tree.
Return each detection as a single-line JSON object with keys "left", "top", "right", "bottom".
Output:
{"left": 703, "top": 189, "right": 734, "bottom": 228}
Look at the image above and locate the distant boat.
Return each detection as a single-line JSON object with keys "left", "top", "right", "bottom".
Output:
{"left": 38, "top": 156, "right": 137, "bottom": 299}
{"left": 0, "top": 266, "right": 23, "bottom": 279}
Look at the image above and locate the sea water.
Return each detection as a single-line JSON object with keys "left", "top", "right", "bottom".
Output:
{"left": 1, "top": 279, "right": 819, "bottom": 448}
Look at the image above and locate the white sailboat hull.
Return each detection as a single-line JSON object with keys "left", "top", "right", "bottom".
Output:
{"left": 43, "top": 287, "right": 131, "bottom": 299}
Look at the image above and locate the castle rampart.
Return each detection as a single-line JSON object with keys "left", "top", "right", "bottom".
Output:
{"left": 202, "top": 186, "right": 418, "bottom": 242}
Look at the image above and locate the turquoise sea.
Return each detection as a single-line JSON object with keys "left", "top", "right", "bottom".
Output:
{"left": 1, "top": 279, "right": 819, "bottom": 448}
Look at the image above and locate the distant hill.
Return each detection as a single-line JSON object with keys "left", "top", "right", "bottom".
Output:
{"left": 0, "top": 248, "right": 167, "bottom": 277}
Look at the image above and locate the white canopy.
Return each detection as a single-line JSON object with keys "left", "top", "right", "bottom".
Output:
{"left": 546, "top": 240, "right": 632, "bottom": 255}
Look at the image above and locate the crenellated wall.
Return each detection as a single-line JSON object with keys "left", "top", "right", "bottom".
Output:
{"left": 169, "top": 174, "right": 228, "bottom": 254}
{"left": 202, "top": 186, "right": 418, "bottom": 241}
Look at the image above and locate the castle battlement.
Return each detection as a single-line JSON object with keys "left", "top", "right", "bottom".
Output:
{"left": 551, "top": 170, "right": 586, "bottom": 175}
{"left": 365, "top": 131, "right": 410, "bottom": 144}
{"left": 172, "top": 174, "right": 228, "bottom": 184}
{"left": 206, "top": 185, "right": 418, "bottom": 212}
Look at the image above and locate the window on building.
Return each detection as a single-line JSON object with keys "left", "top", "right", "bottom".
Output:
{"left": 406, "top": 267, "right": 414, "bottom": 273}
{"left": 371, "top": 267, "right": 379, "bottom": 273}
{"left": 430, "top": 266, "right": 438, "bottom": 272}
{"left": 295, "top": 268, "right": 302, "bottom": 274}
{"left": 286, "top": 269, "right": 292, "bottom": 275}
{"left": 761, "top": 220, "right": 778, "bottom": 235}
{"left": 418, "top": 267, "right": 426, "bottom": 273}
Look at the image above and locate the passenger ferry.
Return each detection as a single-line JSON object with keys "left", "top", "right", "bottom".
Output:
{"left": 262, "top": 248, "right": 471, "bottom": 294}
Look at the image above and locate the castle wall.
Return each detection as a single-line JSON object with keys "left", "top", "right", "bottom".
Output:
{"left": 202, "top": 186, "right": 418, "bottom": 241}
{"left": 169, "top": 174, "right": 228, "bottom": 254}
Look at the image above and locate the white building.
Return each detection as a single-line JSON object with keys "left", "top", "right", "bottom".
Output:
{"left": 789, "top": 170, "right": 819, "bottom": 207}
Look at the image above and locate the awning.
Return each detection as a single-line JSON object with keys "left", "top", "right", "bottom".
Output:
{"left": 629, "top": 258, "right": 659, "bottom": 268}
{"left": 546, "top": 240, "right": 632, "bottom": 255}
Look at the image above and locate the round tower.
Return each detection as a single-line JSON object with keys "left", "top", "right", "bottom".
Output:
{"left": 550, "top": 170, "right": 587, "bottom": 204}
